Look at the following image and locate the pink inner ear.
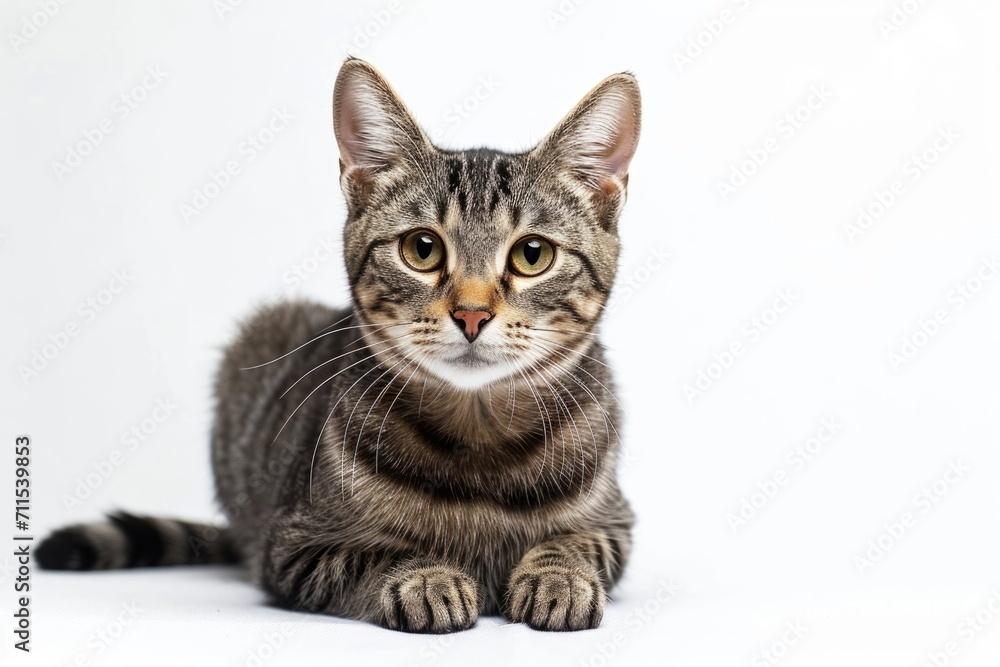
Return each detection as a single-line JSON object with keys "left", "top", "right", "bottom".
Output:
{"left": 602, "top": 104, "right": 638, "bottom": 178}
{"left": 337, "top": 106, "right": 363, "bottom": 166}
{"left": 335, "top": 77, "right": 381, "bottom": 169}
{"left": 334, "top": 64, "right": 406, "bottom": 171}
{"left": 556, "top": 80, "right": 641, "bottom": 189}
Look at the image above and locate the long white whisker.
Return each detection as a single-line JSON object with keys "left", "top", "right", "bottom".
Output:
{"left": 534, "top": 368, "right": 580, "bottom": 483}
{"left": 241, "top": 320, "right": 406, "bottom": 370}
{"left": 348, "top": 355, "right": 411, "bottom": 495}
{"left": 529, "top": 337, "right": 629, "bottom": 417}
{"left": 280, "top": 328, "right": 411, "bottom": 399}
{"left": 528, "top": 340, "right": 624, "bottom": 449}
{"left": 374, "top": 353, "right": 425, "bottom": 474}
{"left": 310, "top": 348, "right": 411, "bottom": 502}
{"left": 540, "top": 364, "right": 601, "bottom": 499}
{"left": 514, "top": 367, "right": 552, "bottom": 485}
{"left": 271, "top": 341, "right": 410, "bottom": 448}
{"left": 313, "top": 311, "right": 354, "bottom": 336}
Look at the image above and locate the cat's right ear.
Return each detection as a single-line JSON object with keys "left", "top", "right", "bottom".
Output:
{"left": 333, "top": 59, "right": 428, "bottom": 180}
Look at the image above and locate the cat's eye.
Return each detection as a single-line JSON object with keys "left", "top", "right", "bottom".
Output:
{"left": 400, "top": 230, "right": 445, "bottom": 272}
{"left": 508, "top": 236, "right": 555, "bottom": 277}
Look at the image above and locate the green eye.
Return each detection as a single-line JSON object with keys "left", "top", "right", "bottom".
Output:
{"left": 400, "top": 230, "right": 445, "bottom": 272}
{"left": 509, "top": 236, "right": 555, "bottom": 277}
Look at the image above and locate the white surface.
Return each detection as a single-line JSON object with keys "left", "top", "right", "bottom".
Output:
{"left": 2, "top": 0, "right": 1000, "bottom": 665}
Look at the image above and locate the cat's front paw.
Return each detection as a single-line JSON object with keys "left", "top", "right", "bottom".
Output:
{"left": 506, "top": 565, "right": 605, "bottom": 631}
{"left": 380, "top": 566, "right": 480, "bottom": 633}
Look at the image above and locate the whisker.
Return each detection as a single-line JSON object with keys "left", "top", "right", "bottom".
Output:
{"left": 530, "top": 326, "right": 602, "bottom": 338}
{"left": 514, "top": 366, "right": 553, "bottom": 486}
{"left": 313, "top": 311, "right": 355, "bottom": 335}
{"left": 355, "top": 356, "right": 415, "bottom": 470}
{"left": 530, "top": 333, "right": 615, "bottom": 371}
{"left": 271, "top": 341, "right": 410, "bottom": 449}
{"left": 526, "top": 339, "right": 624, "bottom": 448}
{"left": 529, "top": 337, "right": 630, "bottom": 417}
{"left": 348, "top": 355, "right": 412, "bottom": 495}
{"left": 540, "top": 364, "right": 601, "bottom": 499}
{"left": 373, "top": 353, "right": 425, "bottom": 474}
{"left": 279, "top": 327, "right": 412, "bottom": 399}
{"left": 240, "top": 320, "right": 407, "bottom": 370}
{"left": 307, "top": 348, "right": 411, "bottom": 502}
{"left": 506, "top": 376, "right": 516, "bottom": 431}
{"left": 534, "top": 368, "right": 581, "bottom": 484}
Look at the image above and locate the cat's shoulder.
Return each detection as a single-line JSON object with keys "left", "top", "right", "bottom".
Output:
{"left": 221, "top": 299, "right": 350, "bottom": 368}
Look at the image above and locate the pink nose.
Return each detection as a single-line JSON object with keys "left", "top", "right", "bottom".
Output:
{"left": 451, "top": 309, "right": 492, "bottom": 343}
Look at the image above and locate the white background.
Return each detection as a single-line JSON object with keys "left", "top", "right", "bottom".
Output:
{"left": 2, "top": 0, "right": 999, "bottom": 665}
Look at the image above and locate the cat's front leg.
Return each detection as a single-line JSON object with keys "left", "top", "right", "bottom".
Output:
{"left": 504, "top": 532, "right": 623, "bottom": 631}
{"left": 263, "top": 532, "right": 482, "bottom": 633}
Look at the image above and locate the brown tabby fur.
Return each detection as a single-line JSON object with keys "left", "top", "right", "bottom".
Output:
{"left": 37, "top": 58, "right": 642, "bottom": 633}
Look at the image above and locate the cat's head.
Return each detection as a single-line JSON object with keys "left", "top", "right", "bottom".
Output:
{"left": 333, "top": 59, "right": 640, "bottom": 390}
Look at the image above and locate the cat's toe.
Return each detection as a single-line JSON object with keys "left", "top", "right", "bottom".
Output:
{"left": 506, "top": 566, "right": 605, "bottom": 631}
{"left": 381, "top": 566, "right": 480, "bottom": 633}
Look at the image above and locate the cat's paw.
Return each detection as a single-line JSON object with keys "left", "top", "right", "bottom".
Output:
{"left": 506, "top": 565, "right": 605, "bottom": 631}
{"left": 381, "top": 566, "right": 480, "bottom": 633}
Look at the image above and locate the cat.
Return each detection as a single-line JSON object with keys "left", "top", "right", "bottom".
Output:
{"left": 37, "top": 57, "right": 642, "bottom": 633}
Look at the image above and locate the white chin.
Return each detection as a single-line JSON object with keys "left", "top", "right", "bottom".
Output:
{"left": 421, "top": 356, "right": 518, "bottom": 391}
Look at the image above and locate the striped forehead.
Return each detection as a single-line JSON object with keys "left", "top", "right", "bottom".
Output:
{"left": 438, "top": 149, "right": 527, "bottom": 273}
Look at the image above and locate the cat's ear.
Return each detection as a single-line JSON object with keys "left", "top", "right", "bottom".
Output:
{"left": 533, "top": 73, "right": 641, "bottom": 195}
{"left": 333, "top": 58, "right": 428, "bottom": 175}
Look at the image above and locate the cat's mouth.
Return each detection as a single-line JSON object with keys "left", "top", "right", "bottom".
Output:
{"left": 447, "top": 348, "right": 494, "bottom": 367}
{"left": 417, "top": 344, "right": 524, "bottom": 390}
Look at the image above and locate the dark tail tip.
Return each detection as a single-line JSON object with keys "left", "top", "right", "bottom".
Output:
{"left": 36, "top": 527, "right": 99, "bottom": 570}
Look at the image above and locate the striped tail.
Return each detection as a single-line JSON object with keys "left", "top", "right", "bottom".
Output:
{"left": 36, "top": 512, "right": 240, "bottom": 571}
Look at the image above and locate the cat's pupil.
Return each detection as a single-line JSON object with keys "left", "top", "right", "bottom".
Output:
{"left": 523, "top": 240, "right": 542, "bottom": 265}
{"left": 416, "top": 235, "right": 434, "bottom": 260}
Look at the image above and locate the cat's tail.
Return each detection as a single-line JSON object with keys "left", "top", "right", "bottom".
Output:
{"left": 36, "top": 511, "right": 240, "bottom": 571}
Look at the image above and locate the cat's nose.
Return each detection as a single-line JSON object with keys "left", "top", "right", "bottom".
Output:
{"left": 451, "top": 309, "right": 492, "bottom": 343}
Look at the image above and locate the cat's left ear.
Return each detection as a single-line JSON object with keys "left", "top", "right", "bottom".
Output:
{"left": 533, "top": 73, "right": 641, "bottom": 196}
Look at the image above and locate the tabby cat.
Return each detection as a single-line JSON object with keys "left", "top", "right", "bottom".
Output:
{"left": 38, "top": 58, "right": 642, "bottom": 633}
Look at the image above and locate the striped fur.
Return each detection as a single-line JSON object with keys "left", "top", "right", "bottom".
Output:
{"left": 38, "top": 59, "right": 641, "bottom": 633}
